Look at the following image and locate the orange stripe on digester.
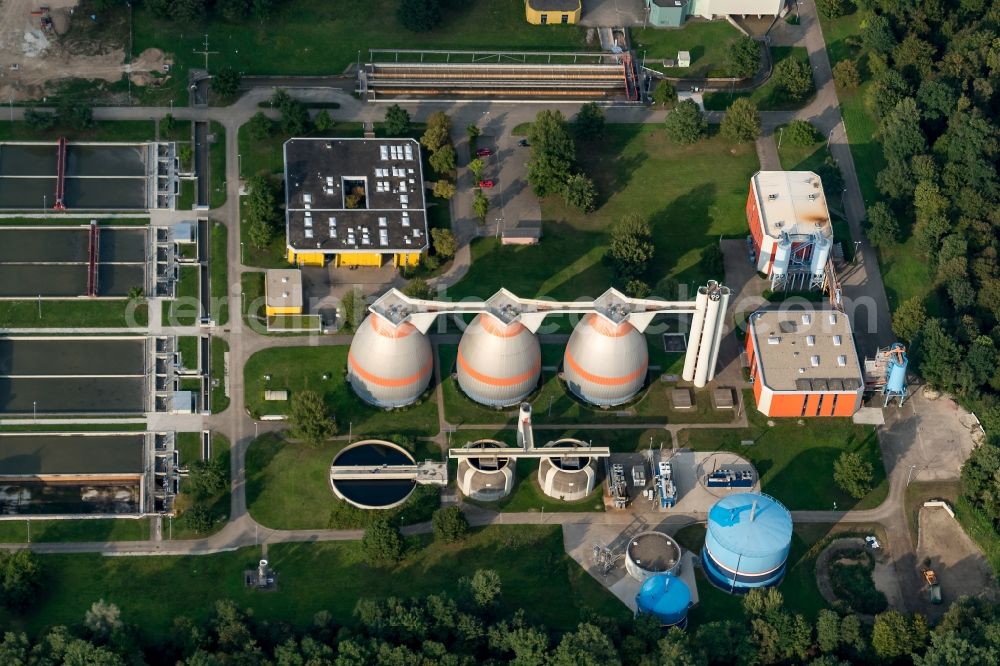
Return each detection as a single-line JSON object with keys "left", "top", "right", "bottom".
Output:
{"left": 457, "top": 349, "right": 539, "bottom": 387}
{"left": 348, "top": 351, "right": 431, "bottom": 388}
{"left": 479, "top": 314, "right": 525, "bottom": 338}
{"left": 565, "top": 349, "right": 647, "bottom": 386}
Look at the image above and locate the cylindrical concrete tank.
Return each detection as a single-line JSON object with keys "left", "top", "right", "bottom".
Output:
{"left": 772, "top": 235, "right": 791, "bottom": 276}
{"left": 348, "top": 314, "right": 433, "bottom": 407}
{"left": 625, "top": 530, "right": 682, "bottom": 582}
{"left": 702, "top": 492, "right": 793, "bottom": 593}
{"left": 636, "top": 573, "right": 691, "bottom": 629}
{"left": 564, "top": 314, "right": 648, "bottom": 407}
{"left": 457, "top": 313, "right": 541, "bottom": 407}
{"left": 886, "top": 343, "right": 908, "bottom": 394}
{"left": 810, "top": 235, "right": 831, "bottom": 277}
{"left": 329, "top": 440, "right": 416, "bottom": 509}
{"left": 537, "top": 438, "right": 597, "bottom": 501}
{"left": 456, "top": 439, "right": 515, "bottom": 501}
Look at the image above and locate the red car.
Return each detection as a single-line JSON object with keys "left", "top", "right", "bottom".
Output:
{"left": 478, "top": 180, "right": 495, "bottom": 189}
{"left": 475, "top": 148, "right": 493, "bottom": 157}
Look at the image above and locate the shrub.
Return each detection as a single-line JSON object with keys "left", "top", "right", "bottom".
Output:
{"left": 432, "top": 506, "right": 470, "bottom": 543}
{"left": 783, "top": 120, "right": 819, "bottom": 147}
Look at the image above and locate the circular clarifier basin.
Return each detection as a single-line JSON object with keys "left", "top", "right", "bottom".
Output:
{"left": 329, "top": 440, "right": 416, "bottom": 509}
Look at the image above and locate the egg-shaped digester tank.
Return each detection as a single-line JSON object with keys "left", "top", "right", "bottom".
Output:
{"left": 564, "top": 314, "right": 649, "bottom": 407}
{"left": 348, "top": 313, "right": 433, "bottom": 408}
{"left": 457, "top": 313, "right": 541, "bottom": 407}
{"left": 702, "top": 492, "right": 792, "bottom": 593}
{"left": 635, "top": 573, "right": 692, "bottom": 629}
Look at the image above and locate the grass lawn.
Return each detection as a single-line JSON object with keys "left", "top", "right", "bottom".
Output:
{"left": 176, "top": 431, "right": 202, "bottom": 464}
{"left": 177, "top": 336, "right": 199, "bottom": 371}
{"left": 176, "top": 179, "right": 195, "bottom": 210}
{"left": 632, "top": 20, "right": 742, "bottom": 77}
{"left": 241, "top": 271, "right": 266, "bottom": 326}
{"left": 160, "top": 118, "right": 192, "bottom": 142}
{"left": 210, "top": 221, "right": 229, "bottom": 325}
{"left": 211, "top": 337, "right": 230, "bottom": 413}
{"left": 0, "top": 299, "right": 148, "bottom": 328}
{"left": 240, "top": 207, "right": 288, "bottom": 268}
{"left": 678, "top": 392, "right": 887, "bottom": 511}
{"left": 704, "top": 47, "right": 813, "bottom": 111}
{"left": 172, "top": 433, "right": 231, "bottom": 539}
{"left": 238, "top": 121, "right": 365, "bottom": 178}
{"left": 3, "top": 525, "right": 624, "bottom": 640}
{"left": 243, "top": 346, "right": 440, "bottom": 437}
{"left": 0, "top": 518, "right": 149, "bottom": 544}
{"left": 449, "top": 124, "right": 758, "bottom": 300}
{"left": 209, "top": 122, "right": 227, "bottom": 209}
{"left": 162, "top": 264, "right": 200, "bottom": 326}
{"left": 0, "top": 120, "right": 155, "bottom": 142}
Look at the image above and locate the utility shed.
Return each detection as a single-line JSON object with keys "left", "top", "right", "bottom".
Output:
{"left": 671, "top": 388, "right": 693, "bottom": 409}
{"left": 265, "top": 269, "right": 304, "bottom": 317}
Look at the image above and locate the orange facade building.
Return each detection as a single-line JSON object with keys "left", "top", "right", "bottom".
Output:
{"left": 746, "top": 309, "right": 863, "bottom": 418}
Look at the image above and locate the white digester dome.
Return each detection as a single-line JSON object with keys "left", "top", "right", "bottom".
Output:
{"left": 457, "top": 313, "right": 541, "bottom": 407}
{"left": 564, "top": 314, "right": 648, "bottom": 406}
{"left": 347, "top": 313, "right": 433, "bottom": 407}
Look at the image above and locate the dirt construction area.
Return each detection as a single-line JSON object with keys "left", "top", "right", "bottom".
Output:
{"left": 0, "top": 0, "right": 168, "bottom": 101}
{"left": 916, "top": 506, "right": 998, "bottom": 618}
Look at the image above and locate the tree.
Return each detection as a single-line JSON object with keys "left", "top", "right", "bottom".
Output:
{"left": 861, "top": 14, "right": 897, "bottom": 54}
{"left": 720, "top": 98, "right": 761, "bottom": 143}
{"left": 187, "top": 456, "right": 227, "bottom": 496}
{"left": 832, "top": 60, "right": 861, "bottom": 89}
{"left": 219, "top": 0, "right": 252, "bottom": 21}
{"left": 916, "top": 79, "right": 957, "bottom": 121}
{"left": 244, "top": 175, "right": 279, "bottom": 249}
{"left": 865, "top": 70, "right": 911, "bottom": 120}
{"left": 429, "top": 143, "right": 456, "bottom": 174}
{"left": 651, "top": 80, "right": 677, "bottom": 108}
{"left": 431, "top": 179, "right": 456, "bottom": 200}
{"left": 465, "top": 124, "right": 481, "bottom": 142}
{"left": 834, "top": 451, "right": 874, "bottom": 498}
{"left": 562, "top": 173, "right": 597, "bottom": 212}
{"left": 85, "top": 599, "right": 123, "bottom": 639}
{"left": 431, "top": 228, "right": 457, "bottom": 259}
{"left": 892, "top": 296, "right": 926, "bottom": 343}
{"left": 211, "top": 67, "right": 242, "bottom": 98}
{"left": 526, "top": 110, "right": 576, "bottom": 197}
{"left": 288, "top": 390, "right": 336, "bottom": 446}
{"left": 817, "top": 0, "right": 848, "bottom": 19}
{"left": 397, "top": 0, "right": 441, "bottom": 32}
{"left": 815, "top": 609, "right": 840, "bottom": 653}
{"left": 0, "top": 551, "right": 42, "bottom": 610}
{"left": 127, "top": 285, "right": 146, "bottom": 303}
{"left": 245, "top": 214, "right": 274, "bottom": 249}
{"left": 784, "top": 119, "right": 819, "bottom": 146}
{"left": 384, "top": 104, "right": 410, "bottom": 136}
{"left": 432, "top": 506, "right": 469, "bottom": 543}
{"left": 57, "top": 99, "right": 95, "bottom": 130}
{"left": 663, "top": 99, "right": 706, "bottom": 145}
{"left": 865, "top": 201, "right": 900, "bottom": 246}
{"left": 403, "top": 277, "right": 432, "bottom": 299}
{"left": 774, "top": 57, "right": 813, "bottom": 101}
{"left": 313, "top": 110, "right": 334, "bottom": 132}
{"left": 871, "top": 611, "right": 927, "bottom": 661}
{"left": 608, "top": 214, "right": 654, "bottom": 280}
{"left": 879, "top": 98, "right": 926, "bottom": 163}
{"left": 362, "top": 517, "right": 403, "bottom": 564}
{"left": 624, "top": 279, "right": 650, "bottom": 298}
{"left": 161, "top": 113, "right": 178, "bottom": 136}
{"left": 916, "top": 319, "right": 962, "bottom": 392}
{"left": 472, "top": 189, "right": 490, "bottom": 223}
{"left": 550, "top": 623, "right": 618, "bottom": 666}
{"left": 468, "top": 158, "right": 485, "bottom": 181}
{"left": 893, "top": 34, "right": 936, "bottom": 79}
{"left": 279, "top": 98, "right": 310, "bottom": 135}
{"left": 23, "top": 108, "right": 56, "bottom": 132}
{"left": 725, "top": 36, "right": 762, "bottom": 78}
{"left": 574, "top": 102, "right": 605, "bottom": 139}
{"left": 420, "top": 111, "right": 451, "bottom": 153}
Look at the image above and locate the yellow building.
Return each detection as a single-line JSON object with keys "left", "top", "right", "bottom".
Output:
{"left": 525, "top": 0, "right": 581, "bottom": 24}
{"left": 264, "top": 269, "right": 304, "bottom": 317}
{"left": 283, "top": 137, "right": 429, "bottom": 269}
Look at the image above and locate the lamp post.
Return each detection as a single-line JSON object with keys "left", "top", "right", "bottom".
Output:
{"left": 827, "top": 128, "right": 834, "bottom": 148}
{"left": 33, "top": 400, "right": 37, "bottom": 422}
{"left": 777, "top": 126, "right": 784, "bottom": 148}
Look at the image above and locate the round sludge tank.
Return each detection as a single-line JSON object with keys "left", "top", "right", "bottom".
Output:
{"left": 456, "top": 439, "right": 515, "bottom": 501}
{"left": 635, "top": 573, "right": 691, "bottom": 629}
{"left": 702, "top": 492, "right": 792, "bottom": 593}
{"left": 625, "top": 530, "right": 682, "bottom": 582}
{"left": 348, "top": 313, "right": 433, "bottom": 408}
{"left": 564, "top": 314, "right": 648, "bottom": 407}
{"left": 537, "top": 439, "right": 597, "bottom": 501}
{"left": 457, "top": 313, "right": 541, "bottom": 408}
{"left": 329, "top": 440, "right": 416, "bottom": 509}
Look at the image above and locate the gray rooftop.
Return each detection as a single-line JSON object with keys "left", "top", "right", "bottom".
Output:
{"left": 283, "top": 138, "right": 428, "bottom": 254}
{"left": 527, "top": 0, "right": 580, "bottom": 10}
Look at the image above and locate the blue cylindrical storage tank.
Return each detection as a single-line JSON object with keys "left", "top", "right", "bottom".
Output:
{"left": 635, "top": 573, "right": 691, "bottom": 628}
{"left": 702, "top": 492, "right": 792, "bottom": 593}
{"left": 886, "top": 343, "right": 908, "bottom": 394}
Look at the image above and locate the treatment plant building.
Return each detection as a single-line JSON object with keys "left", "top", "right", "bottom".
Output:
{"left": 746, "top": 309, "right": 863, "bottom": 417}
{"left": 283, "top": 138, "right": 427, "bottom": 268}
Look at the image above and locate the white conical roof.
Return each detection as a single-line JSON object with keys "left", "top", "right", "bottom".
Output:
{"left": 564, "top": 313, "right": 648, "bottom": 406}
{"left": 348, "top": 313, "right": 433, "bottom": 407}
{"left": 457, "top": 313, "right": 540, "bottom": 407}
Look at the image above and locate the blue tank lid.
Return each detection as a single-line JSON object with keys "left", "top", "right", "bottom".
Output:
{"left": 636, "top": 573, "right": 691, "bottom": 621}
{"left": 707, "top": 492, "right": 792, "bottom": 558}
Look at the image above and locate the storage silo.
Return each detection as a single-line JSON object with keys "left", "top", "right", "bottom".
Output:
{"left": 455, "top": 439, "right": 515, "bottom": 501}
{"left": 564, "top": 313, "right": 648, "bottom": 407}
{"left": 348, "top": 313, "right": 433, "bottom": 407}
{"left": 625, "top": 530, "right": 682, "bottom": 582}
{"left": 635, "top": 573, "right": 692, "bottom": 629}
{"left": 537, "top": 438, "right": 597, "bottom": 501}
{"left": 457, "top": 313, "right": 541, "bottom": 407}
{"left": 702, "top": 492, "right": 793, "bottom": 593}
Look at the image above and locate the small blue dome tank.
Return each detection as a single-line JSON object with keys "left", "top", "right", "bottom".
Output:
{"left": 702, "top": 492, "right": 792, "bottom": 593}
{"left": 886, "top": 343, "right": 908, "bottom": 394}
{"left": 635, "top": 573, "right": 691, "bottom": 628}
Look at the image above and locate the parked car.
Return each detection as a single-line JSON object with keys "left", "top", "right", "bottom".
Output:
{"left": 478, "top": 180, "right": 495, "bottom": 189}
{"left": 865, "top": 535, "right": 881, "bottom": 549}
{"left": 518, "top": 138, "right": 529, "bottom": 147}
{"left": 475, "top": 148, "right": 493, "bottom": 157}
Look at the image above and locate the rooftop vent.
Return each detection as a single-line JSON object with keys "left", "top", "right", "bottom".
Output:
{"left": 810, "top": 355, "right": 820, "bottom": 367}
{"left": 768, "top": 193, "right": 778, "bottom": 200}
{"left": 833, "top": 335, "right": 842, "bottom": 346}
{"left": 837, "top": 355, "right": 847, "bottom": 367}
{"left": 767, "top": 335, "right": 780, "bottom": 345}
{"left": 829, "top": 313, "right": 837, "bottom": 325}
{"left": 806, "top": 335, "right": 815, "bottom": 346}
{"left": 801, "top": 314, "right": 812, "bottom": 325}
{"left": 808, "top": 193, "right": 817, "bottom": 200}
